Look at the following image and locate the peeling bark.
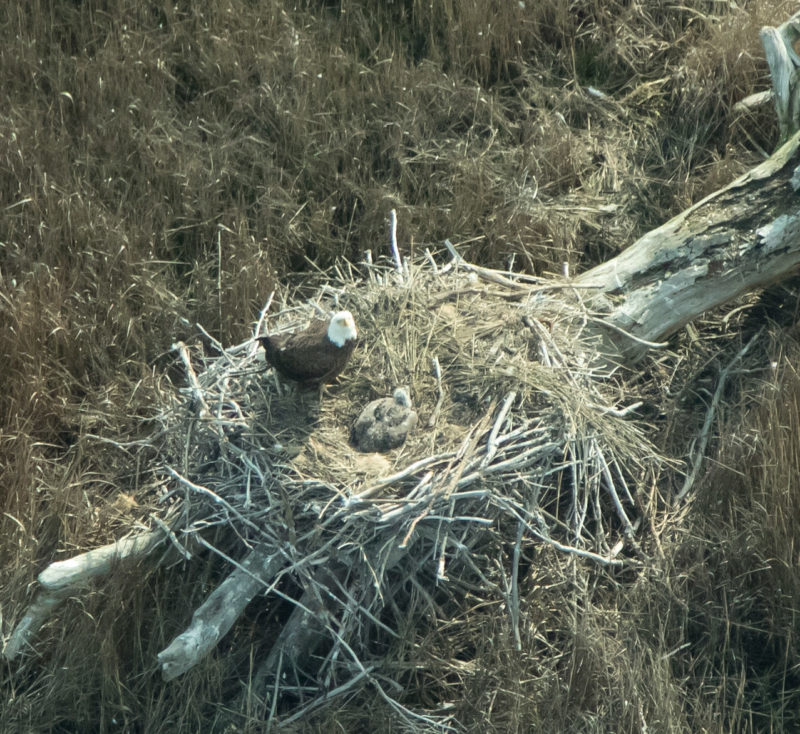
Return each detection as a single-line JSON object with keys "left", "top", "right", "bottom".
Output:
{"left": 575, "top": 131, "right": 800, "bottom": 362}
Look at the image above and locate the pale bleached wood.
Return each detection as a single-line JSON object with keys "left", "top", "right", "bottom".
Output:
{"left": 38, "top": 530, "right": 166, "bottom": 591}
{"left": 761, "top": 10, "right": 800, "bottom": 143}
{"left": 2, "top": 589, "right": 71, "bottom": 660}
{"left": 157, "top": 546, "right": 283, "bottom": 681}
{"left": 573, "top": 130, "right": 800, "bottom": 362}
{"left": 4, "top": 529, "right": 167, "bottom": 660}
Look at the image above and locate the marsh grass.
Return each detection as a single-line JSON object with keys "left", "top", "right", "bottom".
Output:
{"left": 2, "top": 0, "right": 800, "bottom": 731}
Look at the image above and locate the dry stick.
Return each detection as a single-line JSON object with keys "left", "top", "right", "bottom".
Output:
{"left": 378, "top": 440, "right": 558, "bottom": 525}
{"left": 593, "top": 439, "right": 634, "bottom": 536}
{"left": 586, "top": 400, "right": 643, "bottom": 417}
{"left": 216, "top": 226, "right": 224, "bottom": 329}
{"left": 166, "top": 467, "right": 266, "bottom": 538}
{"left": 424, "top": 247, "right": 439, "bottom": 274}
{"left": 250, "top": 564, "right": 454, "bottom": 731}
{"left": 388, "top": 208, "right": 404, "bottom": 282}
{"left": 428, "top": 355, "right": 444, "bottom": 427}
{"left": 279, "top": 667, "right": 375, "bottom": 726}
{"left": 173, "top": 341, "right": 212, "bottom": 419}
{"left": 482, "top": 390, "right": 517, "bottom": 467}
{"left": 432, "top": 410, "right": 495, "bottom": 575}
{"left": 158, "top": 545, "right": 283, "bottom": 681}
{"left": 445, "top": 238, "right": 601, "bottom": 293}
{"left": 509, "top": 520, "right": 524, "bottom": 652}
{"left": 611, "top": 455, "right": 636, "bottom": 506}
{"left": 496, "top": 498, "right": 624, "bottom": 567}
{"left": 325, "top": 626, "right": 456, "bottom": 733}
{"left": 442, "top": 239, "right": 528, "bottom": 292}
{"left": 343, "top": 451, "right": 455, "bottom": 504}
{"left": 4, "top": 529, "right": 167, "bottom": 660}
{"left": 194, "top": 322, "right": 227, "bottom": 357}
{"left": 522, "top": 314, "right": 565, "bottom": 368}
{"left": 254, "top": 290, "right": 275, "bottom": 340}
{"left": 567, "top": 437, "right": 587, "bottom": 544}
{"left": 675, "top": 331, "right": 761, "bottom": 502}
{"left": 151, "top": 515, "right": 193, "bottom": 561}
{"left": 589, "top": 314, "right": 669, "bottom": 349}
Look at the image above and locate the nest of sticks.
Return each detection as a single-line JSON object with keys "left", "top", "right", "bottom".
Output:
{"left": 7, "top": 241, "right": 671, "bottom": 730}
{"left": 149, "top": 242, "right": 665, "bottom": 727}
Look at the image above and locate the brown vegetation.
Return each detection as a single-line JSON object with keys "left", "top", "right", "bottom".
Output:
{"left": 2, "top": 0, "right": 800, "bottom": 731}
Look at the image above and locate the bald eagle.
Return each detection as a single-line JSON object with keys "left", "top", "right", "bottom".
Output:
{"left": 352, "top": 387, "right": 418, "bottom": 452}
{"left": 257, "top": 310, "right": 358, "bottom": 385}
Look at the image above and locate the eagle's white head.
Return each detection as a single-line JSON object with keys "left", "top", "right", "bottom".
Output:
{"left": 327, "top": 310, "right": 358, "bottom": 347}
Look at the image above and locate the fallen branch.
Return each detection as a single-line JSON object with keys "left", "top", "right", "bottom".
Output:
{"left": 158, "top": 544, "right": 283, "bottom": 681}
{"left": 4, "top": 528, "right": 167, "bottom": 660}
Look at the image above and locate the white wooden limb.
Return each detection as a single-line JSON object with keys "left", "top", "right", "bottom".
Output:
{"left": 574, "top": 129, "right": 800, "bottom": 362}
{"left": 157, "top": 546, "right": 283, "bottom": 681}
{"left": 2, "top": 589, "right": 72, "bottom": 660}
{"left": 761, "top": 10, "right": 800, "bottom": 142}
{"left": 3, "top": 529, "right": 166, "bottom": 660}
{"left": 38, "top": 529, "right": 166, "bottom": 591}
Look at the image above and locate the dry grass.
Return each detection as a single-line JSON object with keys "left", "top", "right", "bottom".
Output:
{"left": 2, "top": 0, "right": 800, "bottom": 731}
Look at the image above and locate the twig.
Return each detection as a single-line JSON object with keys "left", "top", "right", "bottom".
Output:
{"left": 195, "top": 322, "right": 226, "bottom": 356}
{"left": 495, "top": 497, "right": 624, "bottom": 567}
{"left": 590, "top": 315, "right": 669, "bottom": 349}
{"left": 343, "top": 452, "right": 456, "bottom": 504}
{"left": 428, "top": 356, "right": 444, "bottom": 428}
{"left": 279, "top": 668, "right": 375, "bottom": 726}
{"left": 389, "top": 209, "right": 404, "bottom": 282}
{"left": 253, "top": 291, "right": 275, "bottom": 340}
{"left": 593, "top": 439, "right": 634, "bottom": 536}
{"left": 166, "top": 467, "right": 266, "bottom": 537}
{"left": 151, "top": 515, "right": 192, "bottom": 561}
{"left": 510, "top": 520, "right": 523, "bottom": 651}
{"left": 482, "top": 391, "right": 517, "bottom": 467}
{"left": 424, "top": 247, "right": 439, "bottom": 274}
{"left": 172, "top": 341, "right": 212, "bottom": 419}
{"left": 676, "top": 331, "right": 761, "bottom": 502}
{"left": 586, "top": 400, "right": 643, "bottom": 417}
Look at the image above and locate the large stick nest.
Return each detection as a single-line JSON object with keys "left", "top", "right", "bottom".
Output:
{"left": 150, "top": 248, "right": 667, "bottom": 728}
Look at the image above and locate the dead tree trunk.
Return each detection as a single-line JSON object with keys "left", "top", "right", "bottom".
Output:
{"left": 574, "top": 130, "right": 800, "bottom": 363}
{"left": 761, "top": 12, "right": 800, "bottom": 144}
{"left": 572, "top": 11, "right": 800, "bottom": 363}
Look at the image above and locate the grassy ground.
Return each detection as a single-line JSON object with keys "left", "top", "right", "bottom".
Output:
{"left": 2, "top": 0, "right": 799, "bottom": 731}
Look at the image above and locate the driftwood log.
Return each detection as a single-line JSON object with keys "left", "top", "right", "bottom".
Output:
{"left": 761, "top": 11, "right": 800, "bottom": 144}
{"left": 571, "top": 9, "right": 800, "bottom": 364}
{"left": 5, "top": 11, "right": 800, "bottom": 731}
{"left": 573, "top": 128, "right": 800, "bottom": 363}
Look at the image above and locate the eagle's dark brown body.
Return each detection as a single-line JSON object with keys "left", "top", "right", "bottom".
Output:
{"left": 257, "top": 312, "right": 357, "bottom": 385}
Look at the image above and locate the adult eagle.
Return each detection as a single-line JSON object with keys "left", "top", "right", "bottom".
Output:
{"left": 257, "top": 310, "right": 358, "bottom": 385}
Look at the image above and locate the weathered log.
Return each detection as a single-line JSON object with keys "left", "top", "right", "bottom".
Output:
{"left": 573, "top": 130, "right": 800, "bottom": 363}
{"left": 158, "top": 545, "right": 283, "bottom": 681}
{"left": 3, "top": 529, "right": 167, "bottom": 660}
{"left": 761, "top": 10, "right": 800, "bottom": 143}
{"left": 562, "top": 14, "right": 800, "bottom": 363}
